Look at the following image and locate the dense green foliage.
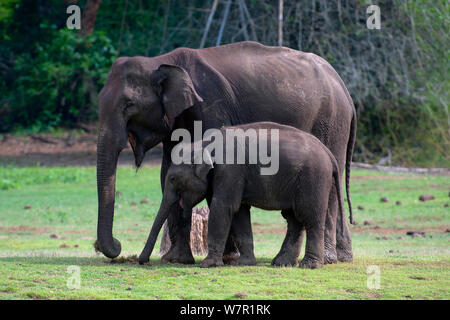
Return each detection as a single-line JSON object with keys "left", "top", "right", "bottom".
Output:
{"left": 0, "top": 0, "right": 448, "bottom": 166}
{"left": 11, "top": 30, "right": 115, "bottom": 130}
{"left": 0, "top": 1, "right": 115, "bottom": 131}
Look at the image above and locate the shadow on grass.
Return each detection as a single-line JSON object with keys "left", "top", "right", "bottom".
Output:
{"left": 0, "top": 256, "right": 188, "bottom": 268}
{"left": 0, "top": 255, "right": 275, "bottom": 269}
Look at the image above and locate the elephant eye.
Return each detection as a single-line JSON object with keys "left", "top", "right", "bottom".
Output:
{"left": 124, "top": 101, "right": 133, "bottom": 110}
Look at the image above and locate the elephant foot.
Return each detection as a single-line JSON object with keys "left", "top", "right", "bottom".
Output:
{"left": 271, "top": 253, "right": 298, "bottom": 267}
{"left": 336, "top": 236, "right": 353, "bottom": 262}
{"left": 138, "top": 253, "right": 149, "bottom": 265}
{"left": 324, "top": 248, "right": 338, "bottom": 265}
{"left": 234, "top": 254, "right": 257, "bottom": 266}
{"left": 200, "top": 255, "right": 224, "bottom": 268}
{"left": 336, "top": 246, "right": 353, "bottom": 263}
{"left": 337, "top": 251, "right": 353, "bottom": 263}
{"left": 222, "top": 251, "right": 240, "bottom": 265}
{"left": 299, "top": 256, "right": 323, "bottom": 269}
{"left": 161, "top": 245, "right": 195, "bottom": 265}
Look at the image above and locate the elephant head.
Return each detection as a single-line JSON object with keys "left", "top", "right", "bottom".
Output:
{"left": 96, "top": 57, "right": 203, "bottom": 259}
{"left": 138, "top": 146, "right": 213, "bottom": 264}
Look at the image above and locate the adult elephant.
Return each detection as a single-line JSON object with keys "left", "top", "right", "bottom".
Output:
{"left": 96, "top": 41, "right": 356, "bottom": 265}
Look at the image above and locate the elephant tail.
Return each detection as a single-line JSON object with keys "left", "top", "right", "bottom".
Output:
{"left": 344, "top": 108, "right": 356, "bottom": 225}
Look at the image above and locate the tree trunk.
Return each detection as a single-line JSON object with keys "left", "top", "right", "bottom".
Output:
{"left": 278, "top": 0, "right": 284, "bottom": 46}
{"left": 199, "top": 0, "right": 219, "bottom": 48}
{"left": 160, "top": 206, "right": 209, "bottom": 256}
{"left": 81, "top": 0, "right": 102, "bottom": 36}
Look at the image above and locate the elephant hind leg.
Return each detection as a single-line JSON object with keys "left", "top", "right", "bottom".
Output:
{"left": 271, "top": 209, "right": 304, "bottom": 267}
{"left": 336, "top": 211, "right": 353, "bottom": 262}
{"left": 294, "top": 187, "right": 327, "bottom": 269}
{"left": 298, "top": 208, "right": 326, "bottom": 269}
{"left": 222, "top": 236, "right": 240, "bottom": 265}
{"left": 324, "top": 187, "right": 338, "bottom": 264}
{"left": 299, "top": 223, "right": 325, "bottom": 269}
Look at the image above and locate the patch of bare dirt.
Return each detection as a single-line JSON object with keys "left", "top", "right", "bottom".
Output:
{"left": 252, "top": 224, "right": 286, "bottom": 235}
{"left": 351, "top": 175, "right": 415, "bottom": 181}
{"left": 0, "top": 125, "right": 162, "bottom": 167}
{"left": 254, "top": 224, "right": 449, "bottom": 236}
{"left": 107, "top": 255, "right": 139, "bottom": 264}
{"left": 350, "top": 225, "right": 449, "bottom": 235}
{"left": 351, "top": 162, "right": 450, "bottom": 176}
{"left": 366, "top": 292, "right": 382, "bottom": 299}
{"left": 0, "top": 225, "right": 49, "bottom": 234}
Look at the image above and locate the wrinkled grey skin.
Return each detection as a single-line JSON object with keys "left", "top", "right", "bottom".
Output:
{"left": 96, "top": 41, "right": 356, "bottom": 265}
{"left": 139, "top": 122, "right": 349, "bottom": 268}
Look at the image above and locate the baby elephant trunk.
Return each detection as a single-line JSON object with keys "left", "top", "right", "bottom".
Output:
{"left": 139, "top": 200, "right": 176, "bottom": 264}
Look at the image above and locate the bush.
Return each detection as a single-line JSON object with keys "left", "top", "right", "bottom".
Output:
{"left": 0, "top": 29, "right": 116, "bottom": 132}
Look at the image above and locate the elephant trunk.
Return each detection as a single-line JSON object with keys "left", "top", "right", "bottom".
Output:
{"left": 139, "top": 195, "right": 177, "bottom": 264}
{"left": 95, "top": 130, "right": 123, "bottom": 259}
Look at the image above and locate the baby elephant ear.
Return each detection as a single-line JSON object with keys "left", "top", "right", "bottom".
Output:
{"left": 150, "top": 64, "right": 203, "bottom": 129}
{"left": 194, "top": 147, "right": 213, "bottom": 181}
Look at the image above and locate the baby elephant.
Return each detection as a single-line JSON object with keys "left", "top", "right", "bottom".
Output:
{"left": 139, "top": 122, "right": 349, "bottom": 268}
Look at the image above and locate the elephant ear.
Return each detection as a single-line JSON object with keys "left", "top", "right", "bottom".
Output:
{"left": 193, "top": 146, "right": 213, "bottom": 181}
{"left": 151, "top": 64, "right": 203, "bottom": 129}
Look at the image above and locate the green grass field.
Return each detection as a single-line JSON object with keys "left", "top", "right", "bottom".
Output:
{"left": 0, "top": 166, "right": 449, "bottom": 300}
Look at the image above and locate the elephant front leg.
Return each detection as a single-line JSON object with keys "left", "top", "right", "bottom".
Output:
{"left": 205, "top": 188, "right": 240, "bottom": 265}
{"left": 201, "top": 200, "right": 234, "bottom": 268}
{"left": 161, "top": 205, "right": 195, "bottom": 264}
{"left": 272, "top": 209, "right": 304, "bottom": 267}
{"left": 229, "top": 205, "right": 256, "bottom": 266}
{"left": 160, "top": 147, "right": 194, "bottom": 265}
